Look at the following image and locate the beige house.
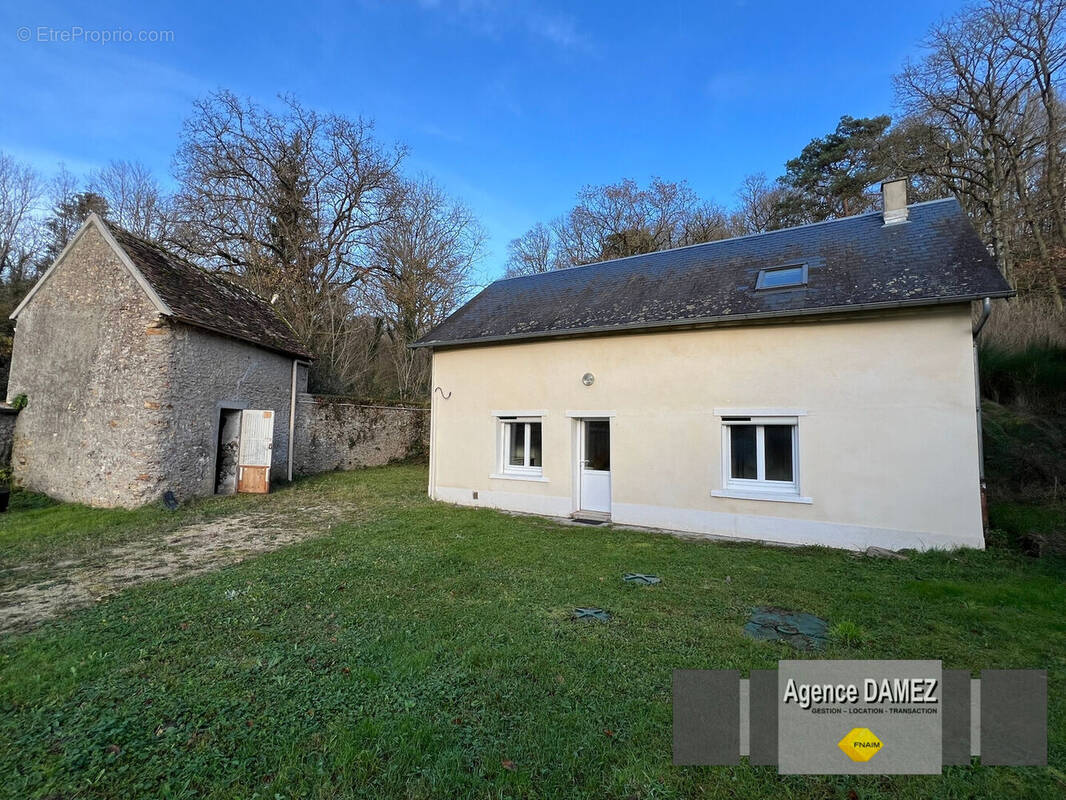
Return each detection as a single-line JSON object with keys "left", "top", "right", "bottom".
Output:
{"left": 413, "top": 182, "right": 1012, "bottom": 551}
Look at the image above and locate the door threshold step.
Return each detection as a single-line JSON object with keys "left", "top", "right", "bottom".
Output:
{"left": 570, "top": 511, "right": 611, "bottom": 524}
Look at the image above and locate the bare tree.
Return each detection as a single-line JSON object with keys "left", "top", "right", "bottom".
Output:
{"left": 312, "top": 294, "right": 386, "bottom": 396}
{"left": 556, "top": 178, "right": 698, "bottom": 263}
{"left": 364, "top": 177, "right": 485, "bottom": 401}
{"left": 734, "top": 173, "right": 789, "bottom": 234}
{"left": 555, "top": 178, "right": 649, "bottom": 265}
{"left": 36, "top": 165, "right": 108, "bottom": 272}
{"left": 172, "top": 90, "right": 406, "bottom": 388}
{"left": 508, "top": 177, "right": 736, "bottom": 274}
{"left": 0, "top": 153, "right": 44, "bottom": 386}
{"left": 504, "top": 222, "right": 561, "bottom": 277}
{"left": 989, "top": 0, "right": 1066, "bottom": 311}
{"left": 89, "top": 160, "right": 171, "bottom": 240}
{"left": 678, "top": 200, "right": 736, "bottom": 245}
{"left": 895, "top": 3, "right": 1046, "bottom": 282}
{"left": 993, "top": 1, "right": 1066, "bottom": 236}
{"left": 0, "top": 152, "right": 43, "bottom": 285}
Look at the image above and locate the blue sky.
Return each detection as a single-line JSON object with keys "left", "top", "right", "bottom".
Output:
{"left": 0, "top": 0, "right": 965, "bottom": 281}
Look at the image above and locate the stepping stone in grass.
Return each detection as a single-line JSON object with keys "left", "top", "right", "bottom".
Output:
{"left": 573, "top": 607, "right": 611, "bottom": 622}
{"left": 623, "top": 573, "right": 662, "bottom": 585}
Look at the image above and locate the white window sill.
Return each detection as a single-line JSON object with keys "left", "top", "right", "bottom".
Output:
{"left": 711, "top": 489, "right": 813, "bottom": 504}
{"left": 490, "top": 472, "right": 549, "bottom": 483}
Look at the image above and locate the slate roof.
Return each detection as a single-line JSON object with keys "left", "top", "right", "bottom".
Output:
{"left": 104, "top": 222, "right": 313, "bottom": 359}
{"left": 413, "top": 198, "right": 1012, "bottom": 349}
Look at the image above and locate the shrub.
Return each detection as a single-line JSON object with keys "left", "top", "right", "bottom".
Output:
{"left": 982, "top": 400, "right": 1066, "bottom": 501}
{"left": 980, "top": 295, "right": 1066, "bottom": 352}
{"left": 979, "top": 345, "right": 1066, "bottom": 415}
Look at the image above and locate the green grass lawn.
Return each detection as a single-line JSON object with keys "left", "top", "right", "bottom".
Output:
{"left": 1, "top": 465, "right": 1064, "bottom": 799}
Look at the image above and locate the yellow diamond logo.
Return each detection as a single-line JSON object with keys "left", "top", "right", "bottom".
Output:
{"left": 838, "top": 727, "right": 883, "bottom": 762}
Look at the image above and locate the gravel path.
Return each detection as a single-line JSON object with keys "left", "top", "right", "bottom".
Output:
{"left": 0, "top": 503, "right": 350, "bottom": 634}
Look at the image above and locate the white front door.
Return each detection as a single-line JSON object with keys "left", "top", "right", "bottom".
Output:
{"left": 579, "top": 419, "right": 611, "bottom": 513}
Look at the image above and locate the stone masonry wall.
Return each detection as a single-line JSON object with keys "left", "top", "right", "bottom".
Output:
{"left": 293, "top": 394, "right": 428, "bottom": 476}
{"left": 161, "top": 322, "right": 296, "bottom": 500}
{"left": 7, "top": 226, "right": 172, "bottom": 507}
{"left": 7, "top": 225, "right": 422, "bottom": 506}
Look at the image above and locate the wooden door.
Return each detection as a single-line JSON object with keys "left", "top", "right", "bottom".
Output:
{"left": 237, "top": 409, "right": 275, "bottom": 493}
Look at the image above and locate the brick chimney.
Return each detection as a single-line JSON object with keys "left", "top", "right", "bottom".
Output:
{"left": 881, "top": 178, "right": 909, "bottom": 225}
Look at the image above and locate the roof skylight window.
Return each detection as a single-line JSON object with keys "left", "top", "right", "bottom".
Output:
{"left": 755, "top": 264, "right": 808, "bottom": 290}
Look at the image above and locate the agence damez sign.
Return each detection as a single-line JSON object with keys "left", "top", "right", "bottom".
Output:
{"left": 783, "top": 674, "right": 941, "bottom": 710}
{"left": 778, "top": 660, "right": 943, "bottom": 774}
{"left": 783, "top": 669, "right": 941, "bottom": 767}
{"left": 672, "top": 660, "right": 1047, "bottom": 773}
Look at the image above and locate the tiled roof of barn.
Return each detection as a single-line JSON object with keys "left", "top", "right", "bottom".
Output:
{"left": 104, "top": 221, "right": 313, "bottom": 359}
{"left": 413, "top": 197, "right": 1012, "bottom": 349}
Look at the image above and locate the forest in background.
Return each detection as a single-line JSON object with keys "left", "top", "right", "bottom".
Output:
{"left": 502, "top": 0, "right": 1066, "bottom": 505}
{"left": 0, "top": 0, "right": 1063, "bottom": 503}
{"left": 0, "top": 93, "right": 486, "bottom": 404}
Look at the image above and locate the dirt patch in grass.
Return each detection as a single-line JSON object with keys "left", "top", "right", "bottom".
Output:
{"left": 0, "top": 502, "right": 351, "bottom": 634}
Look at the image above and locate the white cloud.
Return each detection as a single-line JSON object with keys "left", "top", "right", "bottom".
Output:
{"left": 414, "top": 0, "right": 592, "bottom": 52}
{"left": 523, "top": 9, "right": 584, "bottom": 50}
{"left": 2, "top": 41, "right": 206, "bottom": 187}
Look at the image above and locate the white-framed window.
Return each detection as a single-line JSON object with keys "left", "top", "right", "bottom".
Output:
{"left": 720, "top": 415, "right": 800, "bottom": 498}
{"left": 498, "top": 416, "right": 543, "bottom": 476}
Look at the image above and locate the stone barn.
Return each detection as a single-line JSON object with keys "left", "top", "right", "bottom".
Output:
{"left": 7, "top": 213, "right": 313, "bottom": 508}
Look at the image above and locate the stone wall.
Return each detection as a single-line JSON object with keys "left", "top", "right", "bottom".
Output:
{"left": 6, "top": 222, "right": 422, "bottom": 507}
{"left": 7, "top": 223, "right": 301, "bottom": 508}
{"left": 293, "top": 394, "right": 428, "bottom": 475}
{"left": 162, "top": 322, "right": 296, "bottom": 499}
{"left": 7, "top": 225, "right": 174, "bottom": 507}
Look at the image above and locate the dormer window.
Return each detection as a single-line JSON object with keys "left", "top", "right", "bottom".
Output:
{"left": 756, "top": 264, "right": 808, "bottom": 290}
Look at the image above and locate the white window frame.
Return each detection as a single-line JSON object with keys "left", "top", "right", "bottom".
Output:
{"left": 713, "top": 415, "right": 812, "bottom": 503}
{"left": 496, "top": 416, "right": 544, "bottom": 479}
